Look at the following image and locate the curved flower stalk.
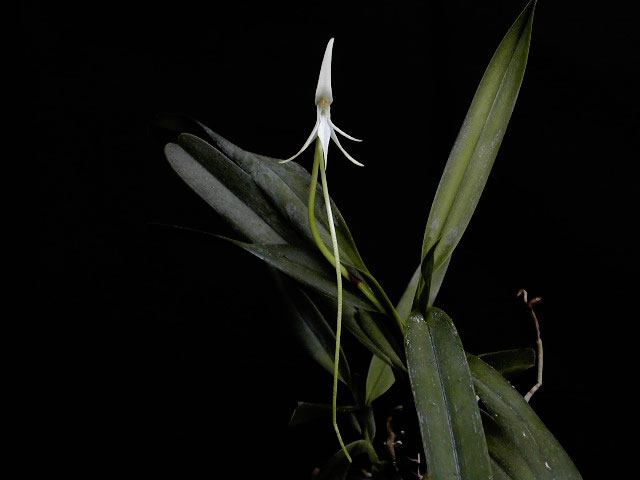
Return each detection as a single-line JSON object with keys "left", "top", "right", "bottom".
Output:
{"left": 280, "top": 38, "right": 363, "bottom": 169}
{"left": 281, "top": 38, "right": 363, "bottom": 463}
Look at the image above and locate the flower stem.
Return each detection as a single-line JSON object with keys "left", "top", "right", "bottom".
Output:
{"left": 307, "top": 144, "right": 388, "bottom": 316}
{"left": 311, "top": 140, "right": 351, "bottom": 462}
{"left": 308, "top": 146, "right": 350, "bottom": 279}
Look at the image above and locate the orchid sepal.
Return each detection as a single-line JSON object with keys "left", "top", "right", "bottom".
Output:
{"left": 279, "top": 38, "right": 363, "bottom": 168}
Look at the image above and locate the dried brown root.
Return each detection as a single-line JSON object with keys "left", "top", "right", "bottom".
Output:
{"left": 517, "top": 289, "right": 544, "bottom": 402}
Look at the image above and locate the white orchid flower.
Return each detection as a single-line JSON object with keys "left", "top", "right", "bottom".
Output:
{"left": 281, "top": 38, "right": 363, "bottom": 168}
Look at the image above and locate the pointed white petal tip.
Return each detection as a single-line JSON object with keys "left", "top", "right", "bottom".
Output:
{"left": 331, "top": 130, "right": 365, "bottom": 167}
{"left": 330, "top": 120, "right": 363, "bottom": 142}
{"left": 315, "top": 38, "right": 334, "bottom": 106}
{"left": 280, "top": 122, "right": 320, "bottom": 163}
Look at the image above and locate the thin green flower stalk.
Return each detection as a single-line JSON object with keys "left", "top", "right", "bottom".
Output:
{"left": 307, "top": 146, "right": 388, "bottom": 316}
{"left": 318, "top": 138, "right": 349, "bottom": 462}
{"left": 281, "top": 38, "right": 364, "bottom": 463}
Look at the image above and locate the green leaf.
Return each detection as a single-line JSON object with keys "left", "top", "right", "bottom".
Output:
{"left": 478, "top": 348, "right": 535, "bottom": 378}
{"left": 357, "top": 310, "right": 406, "bottom": 371}
{"left": 354, "top": 406, "right": 376, "bottom": 442}
{"left": 365, "top": 354, "right": 395, "bottom": 406}
{"left": 315, "top": 440, "right": 378, "bottom": 480}
{"left": 197, "top": 124, "right": 366, "bottom": 270}
{"left": 341, "top": 307, "right": 395, "bottom": 369}
{"left": 165, "top": 121, "right": 403, "bottom": 331}
{"left": 482, "top": 410, "right": 537, "bottom": 480}
{"left": 406, "top": 309, "right": 492, "bottom": 479}
{"left": 275, "top": 276, "right": 351, "bottom": 386}
{"left": 199, "top": 125, "right": 404, "bottom": 329}
{"left": 396, "top": 265, "right": 420, "bottom": 321}
{"left": 164, "top": 134, "right": 300, "bottom": 245}
{"left": 467, "top": 354, "right": 582, "bottom": 479}
{"left": 419, "top": 0, "right": 537, "bottom": 306}
{"left": 289, "top": 402, "right": 359, "bottom": 427}
{"left": 491, "top": 459, "right": 519, "bottom": 480}
{"left": 224, "top": 239, "right": 375, "bottom": 311}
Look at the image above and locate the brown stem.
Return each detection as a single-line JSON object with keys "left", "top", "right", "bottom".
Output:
{"left": 517, "top": 289, "right": 544, "bottom": 402}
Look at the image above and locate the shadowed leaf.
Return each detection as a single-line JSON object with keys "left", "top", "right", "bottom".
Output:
{"left": 223, "top": 239, "right": 375, "bottom": 310}
{"left": 406, "top": 309, "right": 492, "bottom": 479}
{"left": 479, "top": 348, "right": 535, "bottom": 378}
{"left": 164, "top": 134, "right": 300, "bottom": 244}
{"left": 365, "top": 354, "right": 395, "bottom": 406}
{"left": 275, "top": 276, "right": 351, "bottom": 386}
{"left": 468, "top": 354, "right": 582, "bottom": 479}
{"left": 418, "top": 1, "right": 537, "bottom": 307}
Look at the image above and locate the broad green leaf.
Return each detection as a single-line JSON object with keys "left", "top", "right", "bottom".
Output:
{"left": 468, "top": 354, "right": 582, "bottom": 479}
{"left": 478, "top": 348, "right": 535, "bottom": 378}
{"left": 426, "top": 255, "right": 451, "bottom": 307}
{"left": 357, "top": 310, "right": 406, "bottom": 371}
{"left": 396, "top": 265, "right": 420, "bottom": 320}
{"left": 482, "top": 410, "right": 537, "bottom": 480}
{"left": 161, "top": 116, "right": 366, "bottom": 272}
{"left": 165, "top": 121, "right": 402, "bottom": 330}
{"left": 199, "top": 125, "right": 403, "bottom": 328}
{"left": 418, "top": 0, "right": 537, "bottom": 306}
{"left": 224, "top": 239, "right": 375, "bottom": 311}
{"left": 289, "top": 402, "right": 359, "bottom": 427}
{"left": 198, "top": 123, "right": 366, "bottom": 270}
{"left": 365, "top": 354, "right": 395, "bottom": 406}
{"left": 491, "top": 459, "right": 517, "bottom": 480}
{"left": 341, "top": 307, "right": 395, "bottom": 368}
{"left": 164, "top": 134, "right": 300, "bottom": 245}
{"left": 315, "top": 440, "right": 378, "bottom": 480}
{"left": 406, "top": 309, "right": 492, "bottom": 479}
{"left": 275, "top": 275, "right": 351, "bottom": 386}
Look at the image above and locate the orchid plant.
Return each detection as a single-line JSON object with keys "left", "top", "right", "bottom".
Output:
{"left": 160, "top": 1, "right": 582, "bottom": 478}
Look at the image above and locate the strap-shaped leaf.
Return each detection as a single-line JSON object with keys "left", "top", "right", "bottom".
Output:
{"left": 275, "top": 275, "right": 351, "bottom": 386}
{"left": 198, "top": 124, "right": 366, "bottom": 269}
{"left": 478, "top": 348, "right": 535, "bottom": 378}
{"left": 164, "top": 120, "right": 403, "bottom": 330}
{"left": 397, "top": 265, "right": 420, "bottom": 321}
{"left": 491, "top": 459, "right": 520, "bottom": 480}
{"left": 365, "top": 354, "right": 395, "bottom": 406}
{"left": 223, "top": 239, "right": 375, "bottom": 311}
{"left": 201, "top": 124, "right": 403, "bottom": 328}
{"left": 482, "top": 410, "right": 537, "bottom": 480}
{"left": 164, "top": 134, "right": 300, "bottom": 245}
{"left": 468, "top": 354, "right": 582, "bottom": 479}
{"left": 341, "top": 307, "right": 395, "bottom": 368}
{"left": 419, "top": 0, "right": 537, "bottom": 306}
{"left": 357, "top": 310, "right": 406, "bottom": 371}
{"left": 406, "top": 309, "right": 492, "bottom": 479}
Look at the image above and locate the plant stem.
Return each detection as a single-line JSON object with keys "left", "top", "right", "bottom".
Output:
{"left": 308, "top": 148, "right": 350, "bottom": 279}
{"left": 312, "top": 140, "right": 351, "bottom": 462}
{"left": 307, "top": 144, "right": 388, "bottom": 316}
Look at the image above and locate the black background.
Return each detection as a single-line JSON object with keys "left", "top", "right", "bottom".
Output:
{"left": 30, "top": 0, "right": 635, "bottom": 477}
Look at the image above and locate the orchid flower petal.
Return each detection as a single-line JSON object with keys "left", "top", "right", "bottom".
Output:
{"left": 315, "top": 38, "right": 334, "bottom": 105}
{"left": 279, "top": 121, "right": 319, "bottom": 164}
{"left": 331, "top": 129, "right": 364, "bottom": 167}
{"left": 329, "top": 120, "right": 362, "bottom": 142}
{"left": 318, "top": 114, "right": 332, "bottom": 168}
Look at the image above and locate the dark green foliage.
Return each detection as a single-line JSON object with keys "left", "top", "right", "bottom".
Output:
{"left": 160, "top": 1, "right": 581, "bottom": 478}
